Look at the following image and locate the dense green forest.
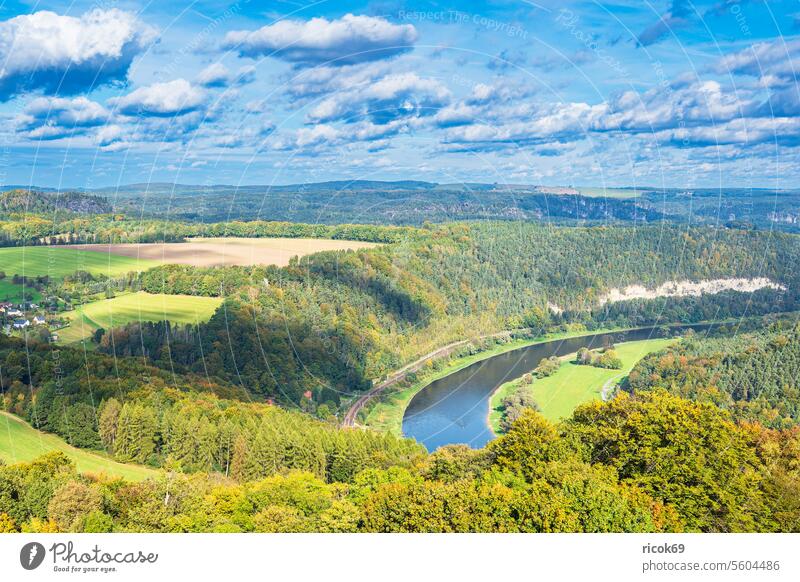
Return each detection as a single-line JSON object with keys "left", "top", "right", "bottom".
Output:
{"left": 0, "top": 189, "right": 110, "bottom": 216}
{"left": 2, "top": 391, "right": 798, "bottom": 532}
{"left": 0, "top": 335, "right": 420, "bottom": 479}
{"left": 108, "top": 185, "right": 666, "bottom": 225}
{"left": 626, "top": 324, "right": 800, "bottom": 429}
{"left": 94, "top": 223, "right": 800, "bottom": 412}
{"left": 0, "top": 213, "right": 417, "bottom": 247}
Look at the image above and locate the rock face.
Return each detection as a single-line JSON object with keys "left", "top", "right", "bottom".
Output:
{"left": 598, "top": 277, "right": 786, "bottom": 305}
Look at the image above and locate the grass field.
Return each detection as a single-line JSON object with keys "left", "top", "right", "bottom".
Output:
{"left": 0, "top": 246, "right": 159, "bottom": 279}
{"left": 0, "top": 279, "right": 40, "bottom": 303}
{"left": 361, "top": 326, "right": 641, "bottom": 436}
{"left": 0, "top": 411, "right": 156, "bottom": 481}
{"left": 60, "top": 291, "right": 224, "bottom": 343}
{"left": 489, "top": 338, "right": 677, "bottom": 431}
{"left": 65, "top": 237, "right": 379, "bottom": 268}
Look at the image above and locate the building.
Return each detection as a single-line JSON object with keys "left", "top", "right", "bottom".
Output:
{"left": 6, "top": 308, "right": 23, "bottom": 318}
{"left": 12, "top": 318, "right": 30, "bottom": 329}
{"left": 32, "top": 315, "right": 46, "bottom": 325}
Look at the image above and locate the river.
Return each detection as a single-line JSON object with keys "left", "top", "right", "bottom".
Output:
{"left": 401, "top": 324, "right": 713, "bottom": 451}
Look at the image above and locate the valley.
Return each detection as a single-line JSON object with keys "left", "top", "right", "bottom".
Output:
{"left": 1, "top": 186, "right": 799, "bottom": 533}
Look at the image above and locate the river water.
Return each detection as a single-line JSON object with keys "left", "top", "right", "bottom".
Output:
{"left": 401, "top": 325, "right": 712, "bottom": 451}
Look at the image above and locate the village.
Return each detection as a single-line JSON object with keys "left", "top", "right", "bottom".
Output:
{"left": 0, "top": 300, "right": 60, "bottom": 342}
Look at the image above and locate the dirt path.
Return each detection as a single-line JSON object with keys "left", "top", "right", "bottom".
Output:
{"left": 600, "top": 372, "right": 625, "bottom": 401}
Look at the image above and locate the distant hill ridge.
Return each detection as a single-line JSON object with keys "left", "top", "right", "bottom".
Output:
{"left": 0, "top": 189, "right": 111, "bottom": 215}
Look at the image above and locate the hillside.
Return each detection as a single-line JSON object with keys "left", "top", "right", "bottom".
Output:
{"left": 94, "top": 222, "right": 799, "bottom": 412}
{"left": 0, "top": 189, "right": 110, "bottom": 215}
{"left": 106, "top": 183, "right": 666, "bottom": 224}
{"left": 71, "top": 181, "right": 800, "bottom": 231}
{"left": 626, "top": 324, "right": 800, "bottom": 428}
{"left": 0, "top": 411, "right": 155, "bottom": 481}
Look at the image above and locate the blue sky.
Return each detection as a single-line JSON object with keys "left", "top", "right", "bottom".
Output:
{"left": 0, "top": 0, "right": 798, "bottom": 189}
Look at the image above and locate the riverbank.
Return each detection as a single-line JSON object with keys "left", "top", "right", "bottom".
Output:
{"left": 487, "top": 337, "right": 678, "bottom": 433}
{"left": 361, "top": 325, "right": 642, "bottom": 436}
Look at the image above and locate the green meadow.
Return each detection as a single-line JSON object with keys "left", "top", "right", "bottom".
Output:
{"left": 0, "top": 278, "right": 40, "bottom": 303}
{"left": 0, "top": 246, "right": 159, "bottom": 279}
{"left": 0, "top": 411, "right": 156, "bottom": 481}
{"left": 489, "top": 338, "right": 677, "bottom": 431}
{"left": 60, "top": 291, "right": 224, "bottom": 342}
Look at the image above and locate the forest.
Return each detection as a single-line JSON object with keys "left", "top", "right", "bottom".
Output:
{"left": 89, "top": 183, "right": 800, "bottom": 231}
{"left": 626, "top": 324, "right": 800, "bottom": 429}
{"left": 1, "top": 390, "right": 798, "bottom": 532}
{"left": 0, "top": 335, "right": 420, "bottom": 480}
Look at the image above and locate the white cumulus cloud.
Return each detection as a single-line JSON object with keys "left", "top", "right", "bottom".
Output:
{"left": 16, "top": 96, "right": 110, "bottom": 140}
{"left": 223, "top": 14, "right": 417, "bottom": 65}
{"left": 196, "top": 63, "right": 256, "bottom": 88}
{"left": 0, "top": 9, "right": 156, "bottom": 100}
{"left": 307, "top": 72, "right": 450, "bottom": 124}
{"left": 111, "top": 79, "right": 206, "bottom": 117}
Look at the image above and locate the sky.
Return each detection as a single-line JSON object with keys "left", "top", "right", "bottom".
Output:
{"left": 0, "top": 0, "right": 798, "bottom": 189}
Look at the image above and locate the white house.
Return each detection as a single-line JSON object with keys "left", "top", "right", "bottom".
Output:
{"left": 12, "top": 318, "right": 29, "bottom": 329}
{"left": 32, "top": 315, "right": 46, "bottom": 325}
{"left": 6, "top": 308, "right": 23, "bottom": 317}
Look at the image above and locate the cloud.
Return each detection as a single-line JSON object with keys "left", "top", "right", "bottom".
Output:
{"left": 285, "top": 61, "right": 391, "bottom": 100}
{"left": 196, "top": 63, "right": 256, "bottom": 88}
{"left": 306, "top": 72, "right": 450, "bottom": 124}
{"left": 211, "top": 121, "right": 275, "bottom": 148}
{"left": 466, "top": 81, "right": 535, "bottom": 106}
{"left": 659, "top": 116, "right": 800, "bottom": 147}
{"left": 272, "top": 124, "right": 341, "bottom": 150}
{"left": 437, "top": 74, "right": 773, "bottom": 152}
{"left": 528, "top": 49, "right": 594, "bottom": 72}
{"left": 761, "top": 87, "right": 800, "bottom": 117}
{"left": 111, "top": 79, "right": 206, "bottom": 117}
{"left": 270, "top": 118, "right": 411, "bottom": 153}
{"left": 223, "top": 14, "right": 417, "bottom": 65}
{"left": 715, "top": 38, "right": 800, "bottom": 81}
{"left": 95, "top": 124, "right": 125, "bottom": 148}
{"left": 429, "top": 80, "right": 537, "bottom": 129}
{"left": 594, "top": 80, "right": 757, "bottom": 132}
{"left": 16, "top": 96, "right": 110, "bottom": 140}
{"left": 486, "top": 48, "right": 528, "bottom": 71}
{"left": 0, "top": 9, "right": 156, "bottom": 100}
{"left": 637, "top": 0, "right": 692, "bottom": 46}
{"left": 442, "top": 102, "right": 606, "bottom": 149}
